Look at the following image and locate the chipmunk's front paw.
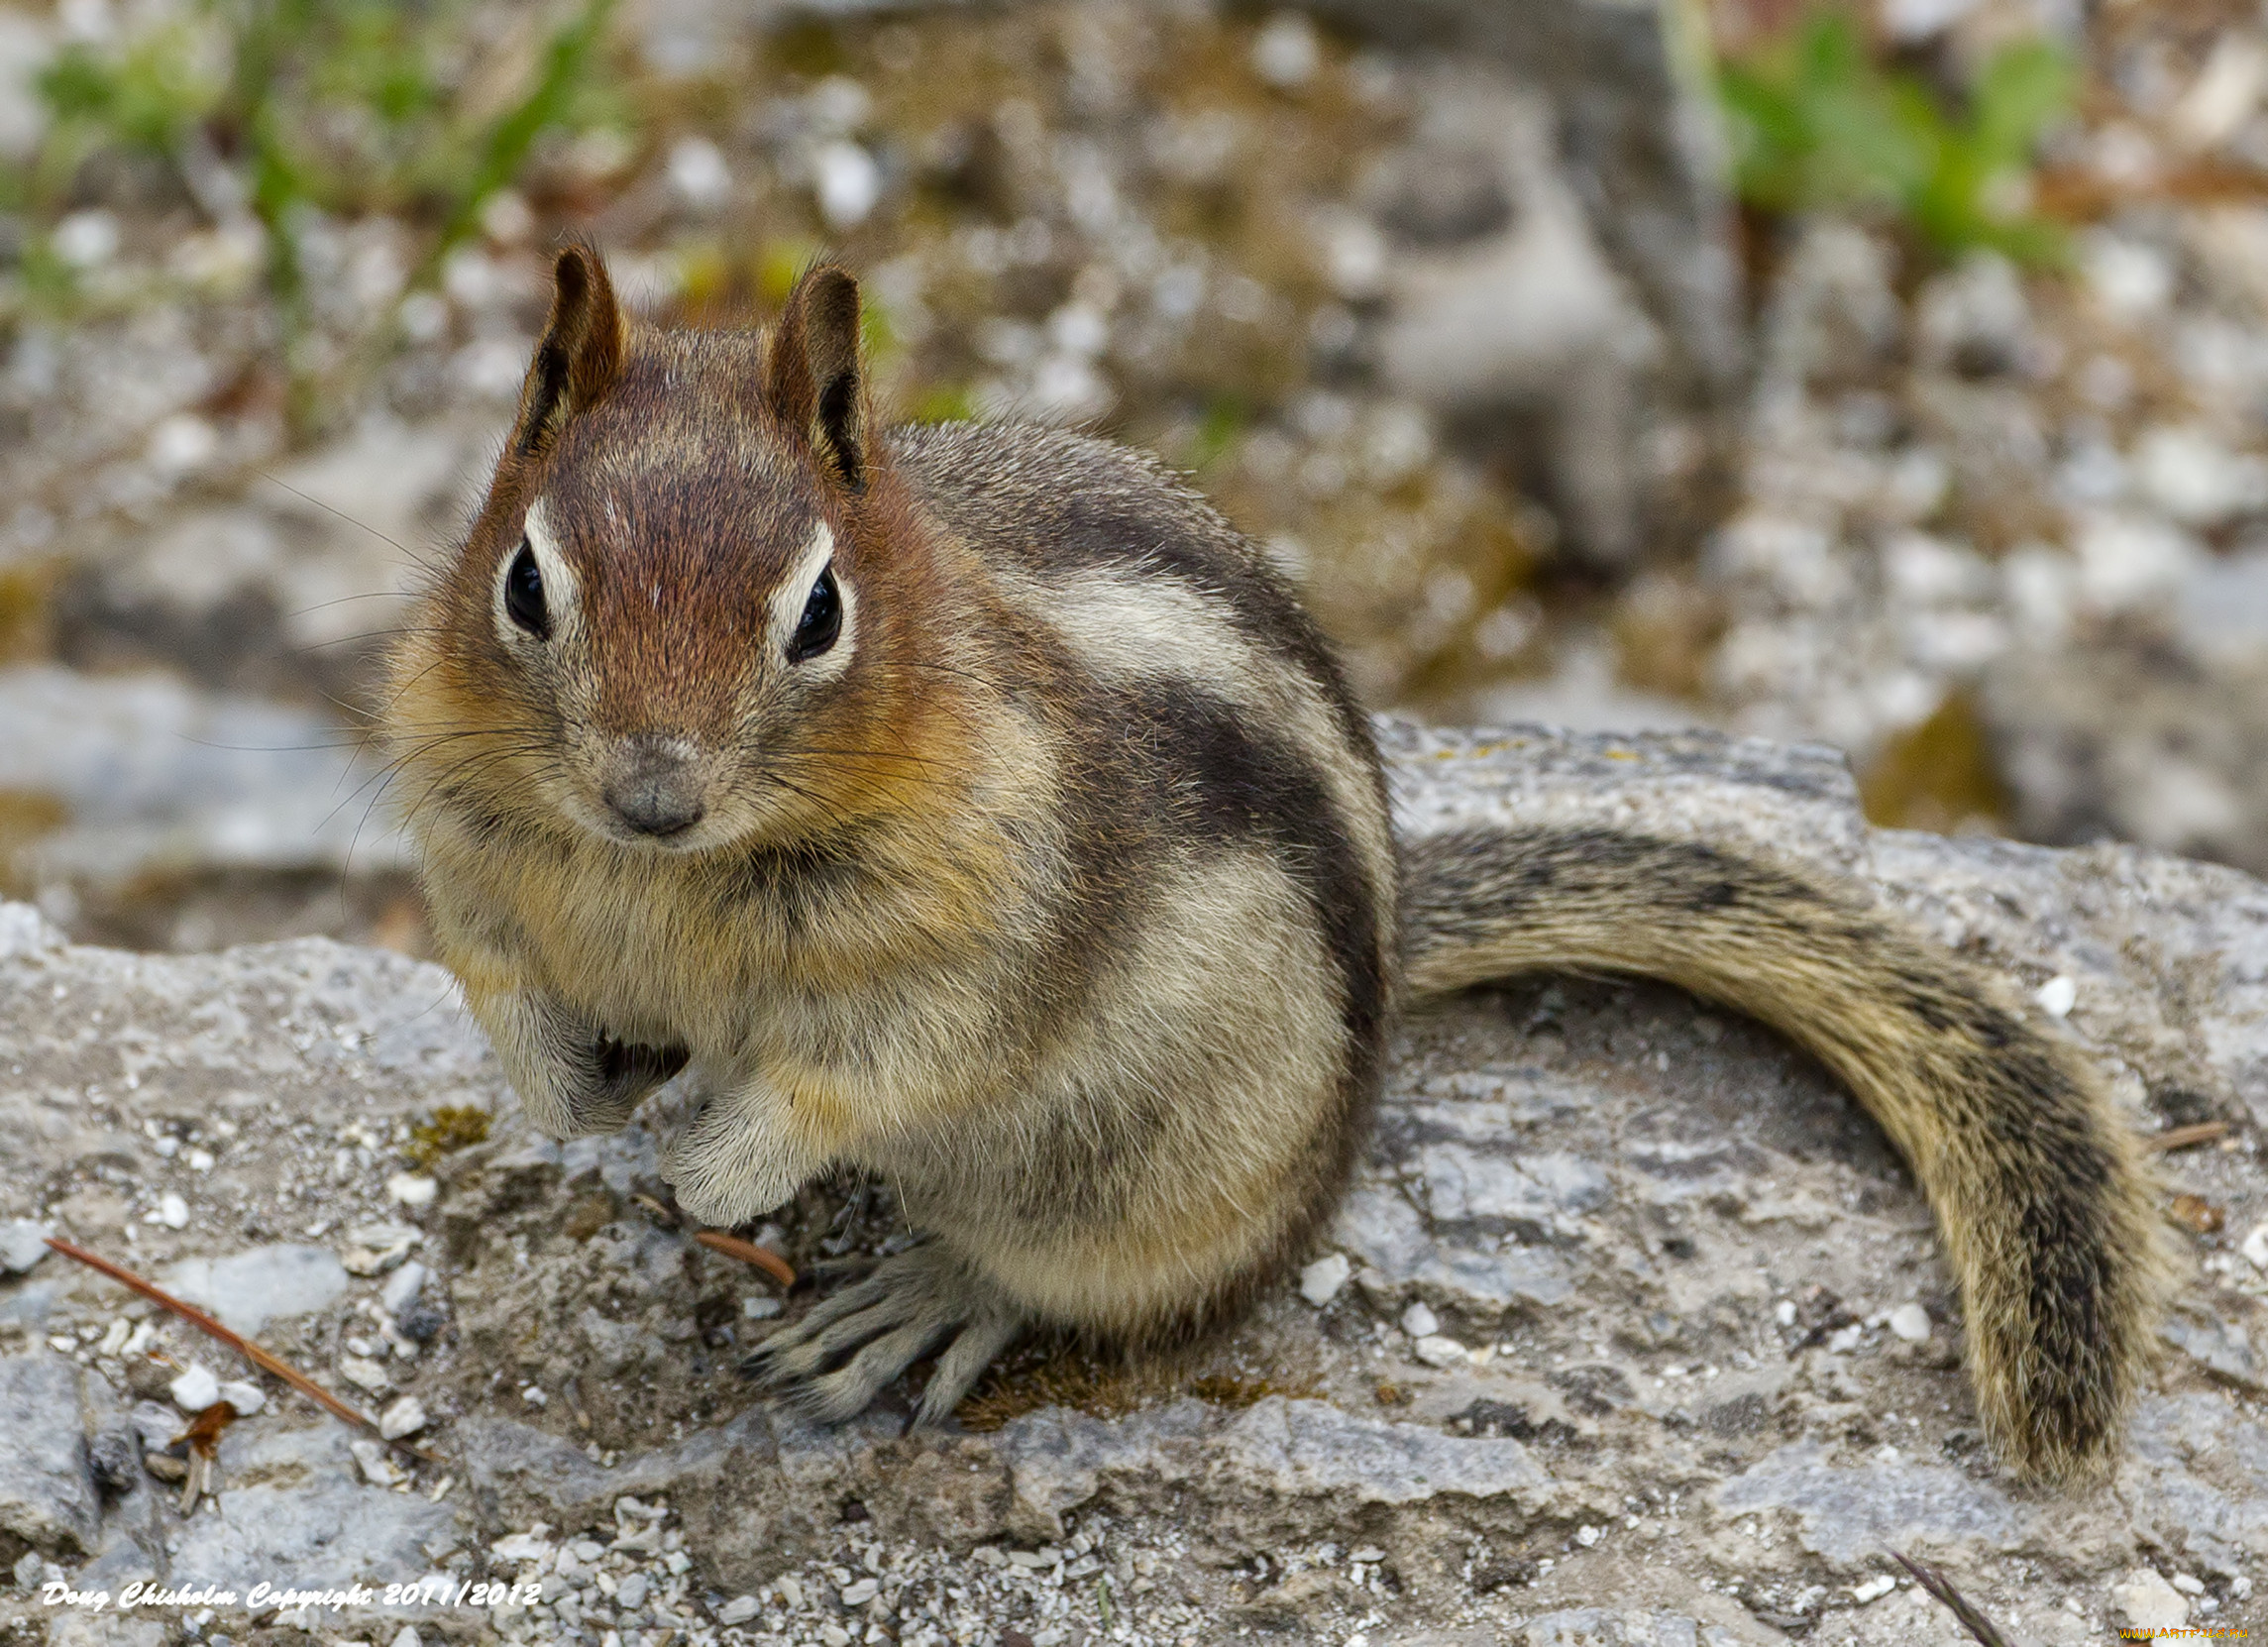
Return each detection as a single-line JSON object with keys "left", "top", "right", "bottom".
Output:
{"left": 660, "top": 1085, "right": 821, "bottom": 1225}
{"left": 531, "top": 1036, "right": 688, "bottom": 1139}
{"left": 742, "top": 1246, "right": 1024, "bottom": 1427}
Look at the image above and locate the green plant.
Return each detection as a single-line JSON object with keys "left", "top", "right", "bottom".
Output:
{"left": 1717, "top": 9, "right": 2077, "bottom": 264}
{"left": 25, "top": 0, "right": 625, "bottom": 420}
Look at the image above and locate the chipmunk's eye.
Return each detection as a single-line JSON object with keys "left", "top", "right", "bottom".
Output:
{"left": 504, "top": 540, "right": 549, "bottom": 639}
{"left": 788, "top": 564, "right": 841, "bottom": 663}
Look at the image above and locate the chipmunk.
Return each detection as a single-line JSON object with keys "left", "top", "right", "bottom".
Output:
{"left": 384, "top": 246, "right": 2164, "bottom": 1482}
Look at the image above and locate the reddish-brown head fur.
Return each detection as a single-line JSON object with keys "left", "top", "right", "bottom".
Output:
{"left": 399, "top": 248, "right": 971, "bottom": 855}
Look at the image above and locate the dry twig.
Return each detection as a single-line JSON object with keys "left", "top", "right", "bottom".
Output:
{"left": 43, "top": 1235, "right": 434, "bottom": 1462}
{"left": 2147, "top": 1121, "right": 2231, "bottom": 1153}
{"left": 693, "top": 1230, "right": 797, "bottom": 1288}
{"left": 1893, "top": 1551, "right": 2011, "bottom": 1647}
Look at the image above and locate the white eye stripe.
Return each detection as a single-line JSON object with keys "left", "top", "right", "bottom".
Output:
{"left": 769, "top": 520, "right": 856, "bottom": 675}
{"left": 493, "top": 495, "right": 581, "bottom": 645}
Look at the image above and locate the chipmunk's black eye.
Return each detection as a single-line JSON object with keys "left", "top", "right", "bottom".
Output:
{"left": 504, "top": 540, "right": 549, "bottom": 639}
{"left": 788, "top": 564, "right": 841, "bottom": 663}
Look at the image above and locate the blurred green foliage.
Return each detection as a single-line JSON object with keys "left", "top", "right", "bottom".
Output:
{"left": 1717, "top": 9, "right": 2077, "bottom": 264}
{"left": 25, "top": 0, "right": 623, "bottom": 321}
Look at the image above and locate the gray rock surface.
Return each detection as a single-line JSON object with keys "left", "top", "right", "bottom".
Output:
{"left": 160, "top": 1245, "right": 349, "bottom": 1338}
{"left": 0, "top": 663, "right": 408, "bottom": 897}
{"left": 3, "top": 720, "right": 2267, "bottom": 1641}
{"left": 0, "top": 1356, "right": 97, "bottom": 1560}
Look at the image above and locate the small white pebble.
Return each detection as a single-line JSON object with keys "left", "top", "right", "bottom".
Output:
{"left": 489, "top": 1531, "right": 553, "bottom": 1564}
{"left": 813, "top": 142, "right": 880, "bottom": 230}
{"left": 1774, "top": 1300, "right": 1797, "bottom": 1326}
{"left": 840, "top": 1577, "right": 879, "bottom": 1605}
{"left": 1412, "top": 1334, "right": 1468, "bottom": 1369}
{"left": 350, "top": 1438, "right": 406, "bottom": 1487}
{"left": 776, "top": 1573, "right": 806, "bottom": 1607}
{"left": 2034, "top": 975, "right": 2077, "bottom": 1018}
{"left": 1574, "top": 1525, "right": 1602, "bottom": 1548}
{"left": 520, "top": 1384, "right": 548, "bottom": 1406}
{"left": 169, "top": 1365, "right": 220, "bottom": 1412}
{"left": 1299, "top": 1254, "right": 1350, "bottom": 1306}
{"left": 215, "top": 1379, "right": 265, "bottom": 1416}
{"left": 1826, "top": 1324, "right": 1864, "bottom": 1353}
{"left": 668, "top": 137, "right": 732, "bottom": 212}
{"left": 385, "top": 1173, "right": 438, "bottom": 1207}
{"left": 2173, "top": 1573, "right": 2207, "bottom": 1595}
{"left": 1852, "top": 1574, "right": 1896, "bottom": 1602}
{"left": 742, "top": 1295, "right": 782, "bottom": 1320}
{"left": 1400, "top": 1301, "right": 1439, "bottom": 1339}
{"left": 156, "top": 1193, "right": 189, "bottom": 1230}
{"left": 380, "top": 1261, "right": 428, "bottom": 1315}
{"left": 1888, "top": 1303, "right": 1932, "bottom": 1343}
{"left": 615, "top": 1572, "right": 650, "bottom": 1609}
{"left": 2240, "top": 1221, "right": 2268, "bottom": 1271}
{"left": 1250, "top": 12, "right": 1321, "bottom": 87}
{"left": 378, "top": 1395, "right": 428, "bottom": 1440}
{"left": 820, "top": 1625, "right": 851, "bottom": 1647}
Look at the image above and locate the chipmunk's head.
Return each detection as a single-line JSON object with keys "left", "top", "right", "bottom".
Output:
{"left": 403, "top": 247, "right": 952, "bottom": 854}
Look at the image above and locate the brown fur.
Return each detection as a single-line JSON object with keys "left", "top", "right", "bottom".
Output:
{"left": 383, "top": 252, "right": 2161, "bottom": 1478}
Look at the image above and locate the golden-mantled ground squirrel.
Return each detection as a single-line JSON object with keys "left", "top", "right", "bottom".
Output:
{"left": 385, "top": 248, "right": 2163, "bottom": 1482}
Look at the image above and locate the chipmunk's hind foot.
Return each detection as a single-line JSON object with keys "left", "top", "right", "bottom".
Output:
{"left": 742, "top": 1246, "right": 1024, "bottom": 1427}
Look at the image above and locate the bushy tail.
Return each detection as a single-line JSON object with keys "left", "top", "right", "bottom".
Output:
{"left": 1399, "top": 825, "right": 2166, "bottom": 1482}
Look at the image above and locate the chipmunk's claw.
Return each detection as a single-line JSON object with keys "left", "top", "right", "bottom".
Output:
{"left": 742, "top": 1246, "right": 1022, "bottom": 1426}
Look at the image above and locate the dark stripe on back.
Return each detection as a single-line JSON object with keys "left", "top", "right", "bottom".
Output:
{"left": 893, "top": 421, "right": 1382, "bottom": 779}
{"left": 1110, "top": 678, "right": 1388, "bottom": 1092}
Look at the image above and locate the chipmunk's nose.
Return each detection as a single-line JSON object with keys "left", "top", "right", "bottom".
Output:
{"left": 601, "top": 736, "right": 706, "bottom": 837}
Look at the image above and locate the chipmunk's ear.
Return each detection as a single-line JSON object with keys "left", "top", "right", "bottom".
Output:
{"left": 510, "top": 244, "right": 625, "bottom": 458}
{"left": 766, "top": 265, "right": 868, "bottom": 494}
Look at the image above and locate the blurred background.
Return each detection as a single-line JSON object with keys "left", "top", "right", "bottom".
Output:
{"left": 0, "top": 0, "right": 2260, "bottom": 958}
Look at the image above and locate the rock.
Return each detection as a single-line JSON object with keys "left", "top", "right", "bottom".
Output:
{"left": 17, "top": 718, "right": 2268, "bottom": 1624}
{"left": 162, "top": 1245, "right": 348, "bottom": 1337}
{"left": 1413, "top": 1334, "right": 1471, "bottom": 1368}
{"left": 1714, "top": 1442, "right": 2035, "bottom": 1569}
{"left": 1982, "top": 638, "right": 2268, "bottom": 874}
{"left": 350, "top": 1436, "right": 407, "bottom": 1487}
{"left": 0, "top": 1221, "right": 49, "bottom": 1274}
{"left": 379, "top": 1395, "right": 429, "bottom": 1440}
{"left": 84, "top": 1430, "right": 138, "bottom": 1496}
{"left": 381, "top": 1260, "right": 429, "bottom": 1315}
{"left": 343, "top": 1222, "right": 422, "bottom": 1276}
{"left": 1298, "top": 1253, "right": 1350, "bottom": 1306}
{"left": 167, "top": 1365, "right": 219, "bottom": 1413}
{"left": 2110, "top": 1567, "right": 2189, "bottom": 1629}
{"left": 0, "top": 1355, "right": 97, "bottom": 1556}
{"left": 716, "top": 1594, "right": 760, "bottom": 1623}
{"left": 1303, "top": 0, "right": 1741, "bottom": 401}
{"left": 0, "top": 665, "right": 410, "bottom": 903}
{"left": 2132, "top": 424, "right": 2268, "bottom": 527}
{"left": 1371, "top": 77, "right": 1661, "bottom": 567}
{"left": 1887, "top": 1304, "right": 1931, "bottom": 1344}
{"left": 1522, "top": 1613, "right": 1709, "bottom": 1647}
{"left": 170, "top": 1422, "right": 458, "bottom": 1604}
{"left": 215, "top": 1380, "right": 265, "bottom": 1417}
{"left": 2244, "top": 1222, "right": 2268, "bottom": 1270}
{"left": 2159, "top": 1313, "right": 2264, "bottom": 1392}
{"left": 386, "top": 1173, "right": 438, "bottom": 1207}
{"left": 1402, "top": 1301, "right": 1441, "bottom": 1339}
{"left": 341, "top": 1355, "right": 392, "bottom": 1394}
{"left": 54, "top": 413, "right": 486, "bottom": 704}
